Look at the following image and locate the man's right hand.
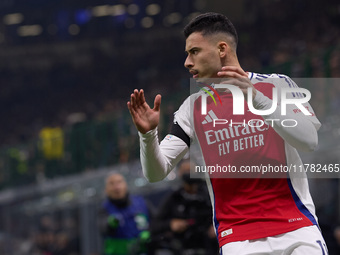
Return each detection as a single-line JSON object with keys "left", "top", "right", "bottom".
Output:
{"left": 127, "top": 89, "right": 161, "bottom": 134}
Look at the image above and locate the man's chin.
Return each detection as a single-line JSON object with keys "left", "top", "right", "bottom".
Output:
{"left": 194, "top": 76, "right": 207, "bottom": 82}
{"left": 195, "top": 77, "right": 215, "bottom": 85}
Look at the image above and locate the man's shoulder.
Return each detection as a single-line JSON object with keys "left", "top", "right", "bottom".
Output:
{"left": 249, "top": 72, "right": 291, "bottom": 82}
{"left": 249, "top": 72, "right": 296, "bottom": 89}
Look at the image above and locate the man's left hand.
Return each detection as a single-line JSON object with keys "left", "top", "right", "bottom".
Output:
{"left": 217, "top": 66, "right": 257, "bottom": 100}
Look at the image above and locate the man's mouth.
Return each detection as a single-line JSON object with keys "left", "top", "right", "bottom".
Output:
{"left": 190, "top": 70, "right": 199, "bottom": 78}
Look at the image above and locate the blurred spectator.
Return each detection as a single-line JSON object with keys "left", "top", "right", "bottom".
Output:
{"left": 150, "top": 160, "right": 219, "bottom": 255}
{"left": 0, "top": 0, "right": 339, "bottom": 253}
{"left": 32, "top": 214, "right": 79, "bottom": 255}
{"left": 39, "top": 127, "right": 64, "bottom": 160}
{"left": 0, "top": 0, "right": 339, "bottom": 190}
{"left": 99, "top": 172, "right": 151, "bottom": 255}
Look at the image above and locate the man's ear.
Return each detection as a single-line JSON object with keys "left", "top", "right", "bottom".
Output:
{"left": 218, "top": 41, "right": 228, "bottom": 58}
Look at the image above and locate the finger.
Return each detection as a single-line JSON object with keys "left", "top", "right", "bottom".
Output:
{"left": 218, "top": 78, "right": 253, "bottom": 95}
{"left": 139, "top": 89, "right": 146, "bottom": 105}
{"left": 130, "top": 93, "right": 136, "bottom": 108}
{"left": 221, "top": 66, "right": 243, "bottom": 72}
{"left": 221, "top": 65, "right": 247, "bottom": 76}
{"left": 134, "top": 89, "right": 140, "bottom": 106}
{"left": 221, "top": 66, "right": 248, "bottom": 77}
{"left": 217, "top": 71, "right": 243, "bottom": 79}
{"left": 153, "top": 94, "right": 162, "bottom": 112}
{"left": 127, "top": 102, "right": 139, "bottom": 125}
{"left": 127, "top": 101, "right": 135, "bottom": 115}
{"left": 127, "top": 101, "right": 131, "bottom": 111}
{"left": 131, "top": 92, "right": 140, "bottom": 110}
{"left": 226, "top": 77, "right": 251, "bottom": 88}
{"left": 129, "top": 95, "right": 140, "bottom": 115}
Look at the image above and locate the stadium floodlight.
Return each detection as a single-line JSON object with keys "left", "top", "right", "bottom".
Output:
{"left": 17, "top": 25, "right": 43, "bottom": 37}
{"left": 68, "top": 24, "right": 80, "bottom": 35}
{"left": 163, "top": 12, "right": 182, "bottom": 26}
{"left": 92, "top": 5, "right": 111, "bottom": 17}
{"left": 110, "top": 5, "right": 126, "bottom": 16}
{"left": 141, "top": 17, "right": 154, "bottom": 29}
{"left": 146, "top": 4, "right": 161, "bottom": 16}
{"left": 3, "top": 13, "right": 24, "bottom": 25}
{"left": 127, "top": 4, "right": 139, "bottom": 15}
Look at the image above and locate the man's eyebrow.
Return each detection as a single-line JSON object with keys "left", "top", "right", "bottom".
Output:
{"left": 185, "top": 47, "right": 199, "bottom": 54}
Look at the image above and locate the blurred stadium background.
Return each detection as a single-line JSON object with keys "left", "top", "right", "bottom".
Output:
{"left": 0, "top": 0, "right": 339, "bottom": 254}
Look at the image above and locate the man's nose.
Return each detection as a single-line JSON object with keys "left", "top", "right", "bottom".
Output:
{"left": 184, "top": 55, "right": 193, "bottom": 69}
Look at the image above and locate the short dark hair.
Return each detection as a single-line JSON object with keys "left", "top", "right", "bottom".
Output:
{"left": 183, "top": 12, "right": 238, "bottom": 47}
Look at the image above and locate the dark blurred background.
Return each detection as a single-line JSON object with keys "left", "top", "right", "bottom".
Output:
{"left": 0, "top": 0, "right": 339, "bottom": 254}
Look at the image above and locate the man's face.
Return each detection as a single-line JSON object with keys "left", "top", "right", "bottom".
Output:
{"left": 184, "top": 32, "right": 222, "bottom": 79}
{"left": 105, "top": 174, "right": 128, "bottom": 200}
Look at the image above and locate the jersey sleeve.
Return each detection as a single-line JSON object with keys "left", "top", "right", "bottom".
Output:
{"left": 274, "top": 74, "right": 321, "bottom": 129}
{"left": 252, "top": 74, "right": 321, "bottom": 151}
{"left": 138, "top": 97, "right": 192, "bottom": 182}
